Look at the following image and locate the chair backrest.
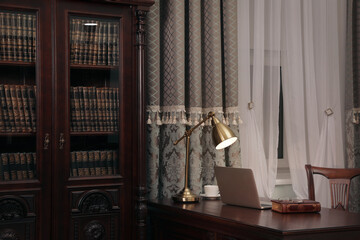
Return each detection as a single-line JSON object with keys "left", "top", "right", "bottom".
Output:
{"left": 305, "top": 164, "right": 360, "bottom": 211}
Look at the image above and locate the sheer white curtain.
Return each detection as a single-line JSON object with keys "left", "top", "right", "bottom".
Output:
{"left": 238, "top": 0, "right": 281, "bottom": 199}
{"left": 238, "top": 0, "right": 346, "bottom": 205}
{"left": 281, "top": 0, "right": 346, "bottom": 208}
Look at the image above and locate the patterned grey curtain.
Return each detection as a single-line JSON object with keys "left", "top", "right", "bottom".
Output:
{"left": 145, "top": 0, "right": 241, "bottom": 200}
{"left": 346, "top": 0, "right": 360, "bottom": 213}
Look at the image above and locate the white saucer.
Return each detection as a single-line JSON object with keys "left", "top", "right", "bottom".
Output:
{"left": 200, "top": 193, "right": 221, "bottom": 200}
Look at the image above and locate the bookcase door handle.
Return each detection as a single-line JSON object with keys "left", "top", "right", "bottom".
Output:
{"left": 44, "top": 133, "right": 50, "bottom": 150}
{"left": 59, "top": 133, "right": 65, "bottom": 150}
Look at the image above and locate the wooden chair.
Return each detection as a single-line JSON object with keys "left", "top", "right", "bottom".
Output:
{"left": 305, "top": 164, "right": 360, "bottom": 211}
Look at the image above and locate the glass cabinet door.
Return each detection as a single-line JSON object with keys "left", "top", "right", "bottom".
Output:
{"left": 69, "top": 16, "right": 120, "bottom": 178}
{"left": 0, "top": 10, "right": 38, "bottom": 182}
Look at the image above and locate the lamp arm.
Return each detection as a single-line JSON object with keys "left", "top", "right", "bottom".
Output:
{"left": 173, "top": 112, "right": 215, "bottom": 145}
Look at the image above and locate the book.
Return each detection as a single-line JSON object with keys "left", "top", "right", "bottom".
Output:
{"left": 5, "top": 13, "right": 12, "bottom": 61}
{"left": 106, "top": 151, "right": 113, "bottom": 175}
{"left": 72, "top": 87, "right": 80, "bottom": 131}
{"left": 114, "top": 88, "right": 119, "bottom": 131}
{"left": 112, "top": 150, "right": 118, "bottom": 174}
{"left": 10, "top": 85, "right": 21, "bottom": 132}
{"left": 75, "top": 151, "right": 84, "bottom": 176}
{"left": 28, "top": 86, "right": 36, "bottom": 132}
{"left": 78, "top": 86, "right": 85, "bottom": 131}
{"left": 16, "top": 13, "right": 23, "bottom": 61}
{"left": 20, "top": 85, "right": 32, "bottom": 132}
{"left": 70, "top": 87, "right": 76, "bottom": 131}
{"left": 100, "top": 151, "right": 107, "bottom": 175}
{"left": 14, "top": 153, "right": 22, "bottom": 180}
{"left": 82, "top": 87, "right": 91, "bottom": 131}
{"left": 271, "top": 199, "right": 321, "bottom": 213}
{"left": 0, "top": 12, "right": 6, "bottom": 60}
{"left": 87, "top": 151, "right": 96, "bottom": 176}
{"left": 30, "top": 14, "right": 36, "bottom": 62}
{"left": 8, "top": 153, "right": 17, "bottom": 180}
{"left": 25, "top": 152, "right": 34, "bottom": 179}
{"left": 1, "top": 153, "right": 10, "bottom": 181}
{"left": 20, "top": 153, "right": 28, "bottom": 179}
{"left": 0, "top": 84, "right": 9, "bottom": 132}
{"left": 32, "top": 152, "right": 37, "bottom": 178}
{"left": 103, "top": 88, "right": 111, "bottom": 131}
{"left": 92, "top": 21, "right": 99, "bottom": 65}
{"left": 109, "top": 88, "right": 115, "bottom": 131}
{"left": 94, "top": 151, "right": 101, "bottom": 176}
{"left": 16, "top": 85, "right": 26, "bottom": 132}
{"left": 70, "top": 151, "right": 78, "bottom": 177}
{"left": 89, "top": 86, "right": 96, "bottom": 131}
{"left": 96, "top": 88, "right": 104, "bottom": 131}
{"left": 4, "top": 85, "right": 16, "bottom": 132}
{"left": 82, "top": 151, "right": 90, "bottom": 176}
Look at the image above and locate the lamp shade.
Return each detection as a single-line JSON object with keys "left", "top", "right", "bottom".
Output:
{"left": 211, "top": 116, "right": 238, "bottom": 150}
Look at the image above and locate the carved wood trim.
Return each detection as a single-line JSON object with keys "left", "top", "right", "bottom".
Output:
{"left": 135, "top": 7, "right": 149, "bottom": 240}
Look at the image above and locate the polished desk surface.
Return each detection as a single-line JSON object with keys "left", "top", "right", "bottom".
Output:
{"left": 148, "top": 198, "right": 360, "bottom": 239}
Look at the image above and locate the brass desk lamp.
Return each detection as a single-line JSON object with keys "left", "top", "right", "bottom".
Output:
{"left": 172, "top": 111, "right": 238, "bottom": 203}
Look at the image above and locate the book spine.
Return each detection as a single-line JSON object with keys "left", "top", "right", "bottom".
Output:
{"left": 16, "top": 85, "right": 26, "bottom": 132}
{"left": 104, "top": 88, "right": 110, "bottom": 131}
{"left": 114, "top": 88, "right": 119, "bottom": 131}
{"left": 88, "top": 21, "right": 95, "bottom": 65}
{"left": 10, "top": 85, "right": 21, "bottom": 132}
{"left": 28, "top": 85, "right": 36, "bottom": 132}
{"left": 70, "top": 87, "right": 76, "bottom": 131}
{"left": 92, "top": 21, "right": 99, "bottom": 65}
{"left": 94, "top": 150, "right": 101, "bottom": 176}
{"left": 109, "top": 88, "right": 115, "bottom": 132}
{"left": 75, "top": 151, "right": 84, "bottom": 177}
{"left": 69, "top": 18, "right": 75, "bottom": 64}
{"left": 70, "top": 151, "right": 77, "bottom": 177}
{"left": 32, "top": 152, "right": 36, "bottom": 178}
{"left": 10, "top": 13, "right": 16, "bottom": 61}
{"left": 20, "top": 153, "right": 27, "bottom": 180}
{"left": 16, "top": 13, "right": 23, "bottom": 61}
{"left": 113, "top": 22, "right": 119, "bottom": 65}
{"left": 0, "top": 12, "right": 5, "bottom": 60}
{"left": 88, "top": 151, "right": 96, "bottom": 176}
{"left": 14, "top": 153, "right": 22, "bottom": 180}
{"left": 89, "top": 86, "right": 96, "bottom": 131}
{"left": 21, "top": 14, "right": 28, "bottom": 62}
{"left": 100, "top": 151, "right": 107, "bottom": 175}
{"left": 106, "top": 151, "right": 113, "bottom": 175}
{"left": 82, "top": 151, "right": 90, "bottom": 176}
{"left": 73, "top": 87, "right": 80, "bottom": 132}
{"left": 9, "top": 153, "right": 17, "bottom": 180}
{"left": 4, "top": 85, "right": 15, "bottom": 132}
{"left": 20, "top": 85, "right": 31, "bottom": 132}
{"left": 4, "top": 13, "right": 12, "bottom": 61}
{"left": 31, "top": 14, "right": 36, "bottom": 61}
{"left": 78, "top": 86, "right": 85, "bottom": 131}
{"left": 82, "top": 87, "right": 91, "bottom": 131}
{"left": 96, "top": 88, "right": 104, "bottom": 131}
{"left": 25, "top": 153, "right": 34, "bottom": 179}
{"left": 112, "top": 150, "right": 118, "bottom": 175}
{"left": 1, "top": 153, "right": 10, "bottom": 181}
{"left": 0, "top": 84, "right": 9, "bottom": 132}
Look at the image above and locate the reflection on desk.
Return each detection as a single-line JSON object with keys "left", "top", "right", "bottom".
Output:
{"left": 148, "top": 198, "right": 360, "bottom": 240}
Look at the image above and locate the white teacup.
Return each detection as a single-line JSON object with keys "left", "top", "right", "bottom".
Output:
{"left": 204, "top": 185, "right": 219, "bottom": 197}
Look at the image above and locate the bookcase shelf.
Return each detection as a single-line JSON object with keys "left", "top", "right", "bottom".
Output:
{"left": 0, "top": 132, "right": 35, "bottom": 136}
{"left": 0, "top": 61, "right": 35, "bottom": 67}
{"left": 70, "top": 64, "right": 118, "bottom": 70}
{"left": 70, "top": 131, "right": 117, "bottom": 136}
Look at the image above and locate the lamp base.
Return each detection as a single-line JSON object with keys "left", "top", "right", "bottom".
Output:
{"left": 172, "top": 188, "right": 200, "bottom": 203}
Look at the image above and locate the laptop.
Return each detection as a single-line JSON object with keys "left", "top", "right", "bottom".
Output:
{"left": 214, "top": 166, "right": 272, "bottom": 210}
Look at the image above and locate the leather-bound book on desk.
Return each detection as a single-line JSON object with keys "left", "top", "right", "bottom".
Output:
{"left": 271, "top": 199, "right": 321, "bottom": 213}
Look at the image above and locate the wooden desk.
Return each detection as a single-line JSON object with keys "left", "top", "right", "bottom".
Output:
{"left": 148, "top": 199, "right": 360, "bottom": 240}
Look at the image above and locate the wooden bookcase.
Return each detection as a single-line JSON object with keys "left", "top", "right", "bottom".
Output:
{"left": 0, "top": 0, "right": 153, "bottom": 239}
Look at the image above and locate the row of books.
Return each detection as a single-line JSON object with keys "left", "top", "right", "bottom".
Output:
{"left": 0, "top": 152, "right": 36, "bottom": 181}
{"left": 70, "top": 86, "right": 119, "bottom": 132}
{"left": 0, "top": 84, "right": 36, "bottom": 133}
{"left": 70, "top": 18, "right": 119, "bottom": 66}
{"left": 0, "top": 11, "right": 36, "bottom": 62}
{"left": 70, "top": 150, "right": 118, "bottom": 177}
